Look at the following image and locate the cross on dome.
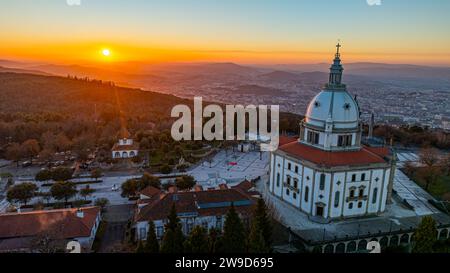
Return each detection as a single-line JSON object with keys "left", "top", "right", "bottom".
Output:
{"left": 335, "top": 42, "right": 341, "bottom": 58}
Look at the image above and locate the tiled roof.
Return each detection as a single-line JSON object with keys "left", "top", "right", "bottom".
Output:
{"left": 0, "top": 207, "right": 100, "bottom": 240}
{"left": 139, "top": 186, "right": 161, "bottom": 198}
{"left": 135, "top": 189, "right": 254, "bottom": 222}
{"left": 278, "top": 141, "right": 390, "bottom": 167}
{"left": 278, "top": 136, "right": 298, "bottom": 146}
{"left": 111, "top": 143, "right": 139, "bottom": 151}
{"left": 232, "top": 180, "right": 254, "bottom": 192}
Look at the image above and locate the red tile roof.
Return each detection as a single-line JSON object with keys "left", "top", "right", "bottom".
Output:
{"left": 135, "top": 188, "right": 254, "bottom": 222}
{"left": 278, "top": 141, "right": 390, "bottom": 167}
{"left": 111, "top": 143, "right": 139, "bottom": 151}
{"left": 139, "top": 186, "right": 161, "bottom": 198}
{"left": 232, "top": 180, "right": 254, "bottom": 192}
{"left": 279, "top": 136, "right": 298, "bottom": 146}
{"left": 0, "top": 207, "right": 100, "bottom": 240}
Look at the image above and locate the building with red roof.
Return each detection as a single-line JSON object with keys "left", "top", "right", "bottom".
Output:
{"left": 269, "top": 45, "right": 396, "bottom": 222}
{"left": 133, "top": 184, "right": 256, "bottom": 241}
{"left": 111, "top": 127, "right": 139, "bottom": 159}
{"left": 0, "top": 207, "right": 101, "bottom": 252}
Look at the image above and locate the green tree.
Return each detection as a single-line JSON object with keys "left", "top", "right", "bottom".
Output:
{"left": 90, "top": 168, "right": 102, "bottom": 181}
{"left": 412, "top": 216, "right": 438, "bottom": 253}
{"left": 20, "top": 139, "right": 41, "bottom": 163}
{"left": 220, "top": 204, "right": 246, "bottom": 253}
{"left": 5, "top": 143, "right": 22, "bottom": 167}
{"left": 35, "top": 169, "right": 52, "bottom": 182}
{"left": 50, "top": 181, "right": 78, "bottom": 206}
{"left": 140, "top": 172, "right": 161, "bottom": 189}
{"left": 79, "top": 185, "right": 95, "bottom": 200}
{"left": 160, "top": 164, "right": 172, "bottom": 174}
{"left": 184, "top": 226, "right": 209, "bottom": 253}
{"left": 121, "top": 178, "right": 139, "bottom": 197}
{"left": 7, "top": 182, "right": 38, "bottom": 206}
{"left": 250, "top": 198, "right": 272, "bottom": 252}
{"left": 144, "top": 221, "right": 160, "bottom": 253}
{"left": 135, "top": 240, "right": 145, "bottom": 253}
{"left": 94, "top": 198, "right": 109, "bottom": 210}
{"left": 160, "top": 203, "right": 185, "bottom": 253}
{"left": 248, "top": 225, "right": 266, "bottom": 253}
{"left": 175, "top": 175, "right": 196, "bottom": 191}
{"left": 207, "top": 228, "right": 222, "bottom": 253}
{"left": 51, "top": 167, "right": 73, "bottom": 181}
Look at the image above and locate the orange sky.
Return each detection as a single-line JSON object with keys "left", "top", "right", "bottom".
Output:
{"left": 1, "top": 0, "right": 450, "bottom": 66}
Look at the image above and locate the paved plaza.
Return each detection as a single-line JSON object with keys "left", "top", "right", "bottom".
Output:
{"left": 188, "top": 150, "right": 270, "bottom": 187}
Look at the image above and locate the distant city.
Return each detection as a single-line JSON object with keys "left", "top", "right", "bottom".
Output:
{"left": 1, "top": 60, "right": 449, "bottom": 130}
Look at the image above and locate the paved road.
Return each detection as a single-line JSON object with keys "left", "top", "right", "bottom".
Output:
{"left": 98, "top": 204, "right": 134, "bottom": 253}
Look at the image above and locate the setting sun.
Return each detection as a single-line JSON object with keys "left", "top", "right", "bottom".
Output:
{"left": 102, "top": 49, "right": 111, "bottom": 57}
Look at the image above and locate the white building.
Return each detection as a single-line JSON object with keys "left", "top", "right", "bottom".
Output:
{"left": 0, "top": 207, "right": 101, "bottom": 252}
{"left": 269, "top": 44, "right": 396, "bottom": 222}
{"left": 111, "top": 127, "right": 139, "bottom": 159}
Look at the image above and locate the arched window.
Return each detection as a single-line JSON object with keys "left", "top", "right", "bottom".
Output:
{"left": 114, "top": 152, "right": 120, "bottom": 158}
{"left": 287, "top": 176, "right": 291, "bottom": 186}
{"left": 372, "top": 188, "right": 378, "bottom": 204}
{"left": 350, "top": 189, "right": 355, "bottom": 198}
{"left": 304, "top": 186, "right": 309, "bottom": 202}
{"left": 348, "top": 202, "right": 353, "bottom": 209}
{"left": 334, "top": 191, "right": 340, "bottom": 208}
{"left": 130, "top": 151, "right": 136, "bottom": 157}
{"left": 294, "top": 179, "right": 298, "bottom": 189}
{"left": 276, "top": 173, "right": 280, "bottom": 187}
{"left": 319, "top": 174, "right": 326, "bottom": 190}
{"left": 359, "top": 189, "right": 364, "bottom": 197}
{"left": 122, "top": 151, "right": 128, "bottom": 158}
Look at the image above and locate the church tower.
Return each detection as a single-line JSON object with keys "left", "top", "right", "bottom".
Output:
{"left": 299, "top": 43, "right": 362, "bottom": 151}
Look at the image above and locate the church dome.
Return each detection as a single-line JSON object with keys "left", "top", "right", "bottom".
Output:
{"left": 305, "top": 89, "right": 359, "bottom": 129}
{"left": 304, "top": 43, "right": 360, "bottom": 130}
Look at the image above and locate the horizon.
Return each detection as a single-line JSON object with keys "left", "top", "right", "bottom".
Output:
{"left": 1, "top": 0, "right": 450, "bottom": 66}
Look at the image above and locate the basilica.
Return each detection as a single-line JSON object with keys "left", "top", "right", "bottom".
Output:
{"left": 269, "top": 44, "right": 396, "bottom": 222}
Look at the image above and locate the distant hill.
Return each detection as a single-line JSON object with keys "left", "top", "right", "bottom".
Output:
{"left": 27, "top": 64, "right": 165, "bottom": 88}
{"left": 0, "top": 66, "right": 51, "bottom": 76}
{"left": 0, "top": 72, "right": 188, "bottom": 122}
{"left": 258, "top": 70, "right": 301, "bottom": 82}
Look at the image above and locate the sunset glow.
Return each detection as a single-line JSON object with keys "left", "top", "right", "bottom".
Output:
{"left": 102, "top": 49, "right": 111, "bottom": 57}
{"left": 0, "top": 0, "right": 449, "bottom": 65}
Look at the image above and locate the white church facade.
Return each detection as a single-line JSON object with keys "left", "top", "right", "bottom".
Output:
{"left": 269, "top": 44, "right": 396, "bottom": 222}
{"left": 111, "top": 127, "right": 139, "bottom": 159}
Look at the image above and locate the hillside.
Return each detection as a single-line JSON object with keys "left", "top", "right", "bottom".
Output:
{"left": 0, "top": 72, "right": 190, "bottom": 123}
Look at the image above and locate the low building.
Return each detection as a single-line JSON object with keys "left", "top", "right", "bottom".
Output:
{"left": 0, "top": 207, "right": 101, "bottom": 252}
{"left": 111, "top": 127, "right": 139, "bottom": 159}
{"left": 133, "top": 182, "right": 256, "bottom": 241}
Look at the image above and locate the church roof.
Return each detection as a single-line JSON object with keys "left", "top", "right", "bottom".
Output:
{"left": 278, "top": 141, "right": 390, "bottom": 167}
{"left": 304, "top": 43, "right": 360, "bottom": 130}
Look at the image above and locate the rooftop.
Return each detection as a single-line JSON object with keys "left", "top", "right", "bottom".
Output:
{"left": 0, "top": 207, "right": 100, "bottom": 240}
{"left": 135, "top": 187, "right": 255, "bottom": 222}
{"left": 278, "top": 141, "right": 391, "bottom": 167}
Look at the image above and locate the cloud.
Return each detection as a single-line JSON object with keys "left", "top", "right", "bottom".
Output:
{"left": 366, "top": 0, "right": 382, "bottom": 6}
{"left": 66, "top": 0, "right": 81, "bottom": 6}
